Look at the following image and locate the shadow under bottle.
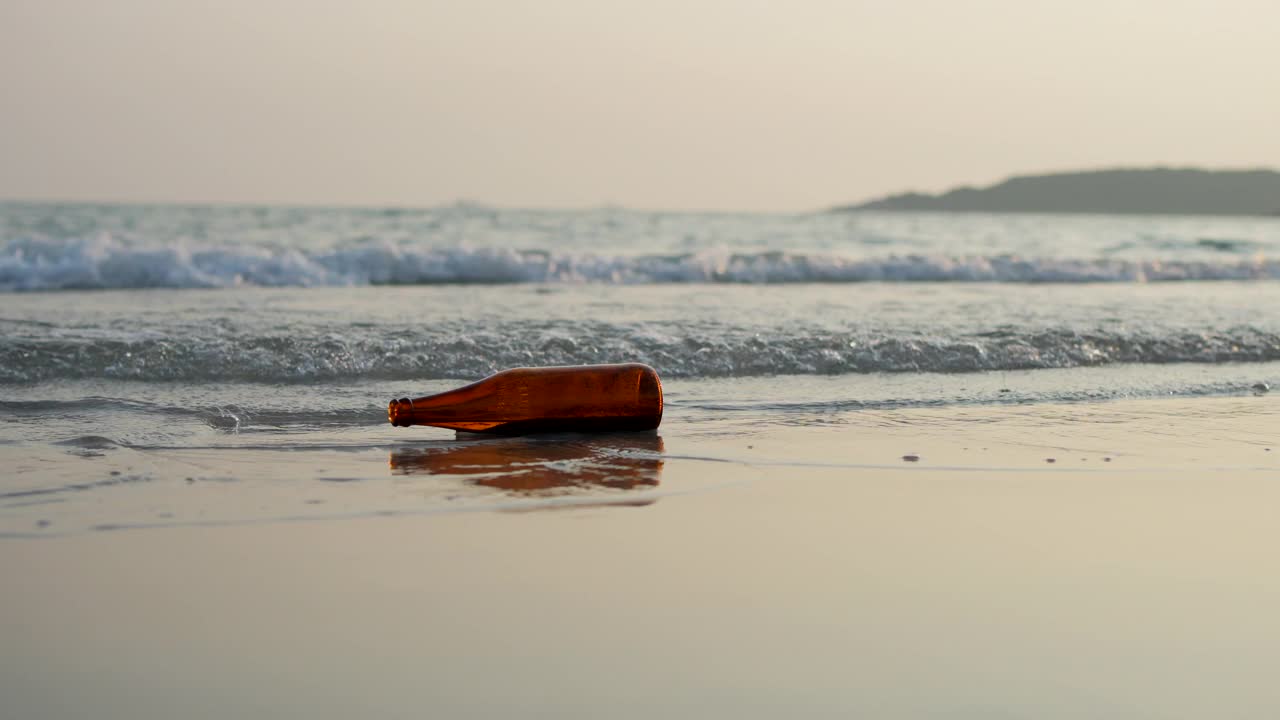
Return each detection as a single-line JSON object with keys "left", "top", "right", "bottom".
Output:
{"left": 388, "top": 433, "right": 664, "bottom": 504}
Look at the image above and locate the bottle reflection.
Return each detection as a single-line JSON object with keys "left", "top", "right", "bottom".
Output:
{"left": 389, "top": 433, "right": 663, "bottom": 504}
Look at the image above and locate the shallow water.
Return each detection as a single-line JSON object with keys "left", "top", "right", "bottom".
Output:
{"left": 3, "top": 373, "right": 1277, "bottom": 536}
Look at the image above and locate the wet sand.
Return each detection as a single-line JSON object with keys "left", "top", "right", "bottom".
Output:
{"left": 3, "top": 396, "right": 1280, "bottom": 718}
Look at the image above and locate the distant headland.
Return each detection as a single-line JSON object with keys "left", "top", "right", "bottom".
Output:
{"left": 838, "top": 168, "right": 1280, "bottom": 216}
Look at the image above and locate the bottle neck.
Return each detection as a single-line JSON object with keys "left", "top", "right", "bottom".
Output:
{"left": 388, "top": 397, "right": 416, "bottom": 427}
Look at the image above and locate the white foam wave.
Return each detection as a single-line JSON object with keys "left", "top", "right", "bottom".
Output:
{"left": 5, "top": 328, "right": 1280, "bottom": 383}
{"left": 3, "top": 233, "right": 1280, "bottom": 290}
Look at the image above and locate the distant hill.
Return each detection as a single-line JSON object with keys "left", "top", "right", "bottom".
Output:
{"left": 840, "top": 168, "right": 1280, "bottom": 216}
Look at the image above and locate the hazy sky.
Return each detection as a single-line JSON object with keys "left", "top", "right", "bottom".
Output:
{"left": 3, "top": 0, "right": 1278, "bottom": 211}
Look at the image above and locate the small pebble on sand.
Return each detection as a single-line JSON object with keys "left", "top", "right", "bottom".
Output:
{"left": 902, "top": 454, "right": 920, "bottom": 462}
{"left": 1045, "top": 458, "right": 1056, "bottom": 463}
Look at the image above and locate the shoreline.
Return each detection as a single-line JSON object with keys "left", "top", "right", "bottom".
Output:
{"left": 2, "top": 393, "right": 1276, "bottom": 539}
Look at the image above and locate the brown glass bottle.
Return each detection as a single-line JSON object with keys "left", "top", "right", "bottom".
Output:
{"left": 388, "top": 363, "right": 663, "bottom": 434}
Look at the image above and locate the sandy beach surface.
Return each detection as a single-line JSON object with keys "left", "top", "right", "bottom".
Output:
{"left": 4, "top": 394, "right": 1278, "bottom": 719}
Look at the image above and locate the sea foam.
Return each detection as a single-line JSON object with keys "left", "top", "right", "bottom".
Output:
{"left": 4, "top": 326, "right": 1279, "bottom": 383}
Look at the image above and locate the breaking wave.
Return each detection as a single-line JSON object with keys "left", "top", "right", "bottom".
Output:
{"left": 3, "top": 327, "right": 1279, "bottom": 383}
{"left": 3, "top": 234, "right": 1279, "bottom": 290}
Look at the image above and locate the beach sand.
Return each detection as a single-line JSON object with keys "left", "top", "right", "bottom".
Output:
{"left": 3, "top": 395, "right": 1279, "bottom": 718}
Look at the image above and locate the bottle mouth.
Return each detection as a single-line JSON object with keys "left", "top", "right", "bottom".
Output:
{"left": 388, "top": 398, "right": 414, "bottom": 427}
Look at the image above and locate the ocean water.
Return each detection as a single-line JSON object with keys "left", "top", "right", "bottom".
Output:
{"left": 3, "top": 202, "right": 1279, "bottom": 535}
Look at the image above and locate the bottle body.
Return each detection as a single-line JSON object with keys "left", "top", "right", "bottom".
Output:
{"left": 388, "top": 363, "right": 663, "bottom": 434}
